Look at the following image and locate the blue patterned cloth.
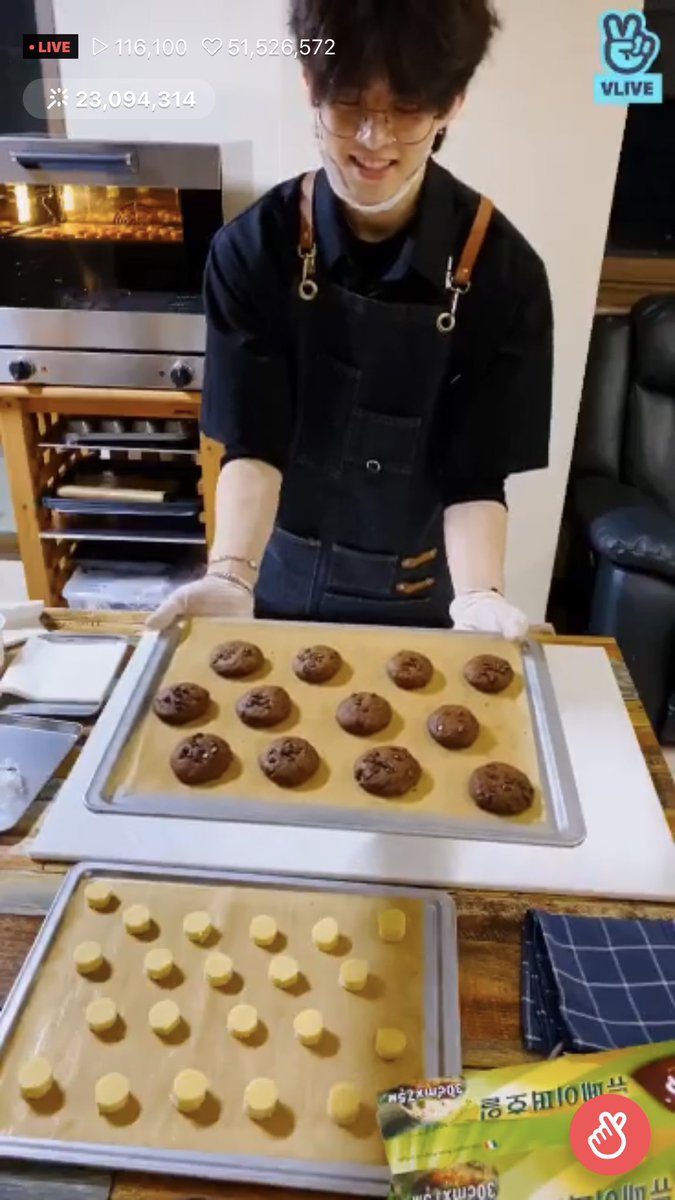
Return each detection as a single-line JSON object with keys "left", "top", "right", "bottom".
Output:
{"left": 522, "top": 910, "right": 675, "bottom": 1054}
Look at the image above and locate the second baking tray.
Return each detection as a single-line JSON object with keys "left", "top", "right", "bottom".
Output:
{"left": 83, "top": 620, "right": 585, "bottom": 847}
{"left": 0, "top": 862, "right": 460, "bottom": 1195}
{"left": 0, "top": 714, "right": 82, "bottom": 833}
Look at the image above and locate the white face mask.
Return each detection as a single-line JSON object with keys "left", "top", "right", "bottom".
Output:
{"left": 315, "top": 116, "right": 434, "bottom": 214}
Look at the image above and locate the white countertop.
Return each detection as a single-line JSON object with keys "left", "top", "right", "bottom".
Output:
{"left": 30, "top": 641, "right": 675, "bottom": 902}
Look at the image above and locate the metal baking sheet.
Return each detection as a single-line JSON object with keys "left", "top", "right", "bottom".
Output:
{"left": 84, "top": 621, "right": 585, "bottom": 847}
{"left": 0, "top": 715, "right": 82, "bottom": 833}
{"left": 0, "top": 862, "right": 460, "bottom": 1195}
{"left": 62, "top": 431, "right": 197, "bottom": 447}
{"left": 42, "top": 498, "right": 200, "bottom": 518}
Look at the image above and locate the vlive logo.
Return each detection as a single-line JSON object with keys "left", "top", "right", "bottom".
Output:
{"left": 595, "top": 10, "right": 662, "bottom": 104}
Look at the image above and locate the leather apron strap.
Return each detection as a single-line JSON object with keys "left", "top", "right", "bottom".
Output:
{"left": 298, "top": 171, "right": 318, "bottom": 300}
{"left": 454, "top": 195, "right": 494, "bottom": 287}
{"left": 297, "top": 171, "right": 494, "bottom": 329}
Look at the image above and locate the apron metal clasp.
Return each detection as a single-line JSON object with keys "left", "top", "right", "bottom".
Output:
{"left": 437, "top": 259, "right": 471, "bottom": 333}
{"left": 298, "top": 244, "right": 318, "bottom": 301}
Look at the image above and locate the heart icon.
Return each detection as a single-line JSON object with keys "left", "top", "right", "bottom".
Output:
{"left": 202, "top": 37, "right": 223, "bottom": 55}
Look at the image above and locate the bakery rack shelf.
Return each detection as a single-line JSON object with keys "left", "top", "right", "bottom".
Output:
{"left": 0, "top": 386, "right": 224, "bottom": 606}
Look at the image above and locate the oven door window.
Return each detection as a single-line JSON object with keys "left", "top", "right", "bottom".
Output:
{"left": 0, "top": 183, "right": 221, "bottom": 313}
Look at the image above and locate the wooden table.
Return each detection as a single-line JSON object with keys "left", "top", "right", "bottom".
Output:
{"left": 2, "top": 611, "right": 675, "bottom": 1200}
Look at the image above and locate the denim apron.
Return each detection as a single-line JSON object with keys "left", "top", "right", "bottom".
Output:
{"left": 256, "top": 172, "right": 493, "bottom": 627}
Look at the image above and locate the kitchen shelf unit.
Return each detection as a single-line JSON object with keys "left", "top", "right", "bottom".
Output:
{"left": 0, "top": 385, "right": 223, "bottom": 605}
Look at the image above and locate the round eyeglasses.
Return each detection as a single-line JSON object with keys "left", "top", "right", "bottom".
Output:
{"left": 319, "top": 102, "right": 436, "bottom": 146}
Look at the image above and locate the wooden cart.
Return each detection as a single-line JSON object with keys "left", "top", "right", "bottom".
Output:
{"left": 0, "top": 386, "right": 224, "bottom": 606}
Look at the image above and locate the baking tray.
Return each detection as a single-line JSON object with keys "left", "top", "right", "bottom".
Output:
{"left": 0, "top": 715, "right": 82, "bottom": 833}
{"left": 0, "top": 861, "right": 461, "bottom": 1195}
{"left": 42, "top": 498, "right": 200, "bottom": 518}
{"left": 83, "top": 620, "right": 585, "bottom": 847}
{"left": 63, "top": 431, "right": 197, "bottom": 447}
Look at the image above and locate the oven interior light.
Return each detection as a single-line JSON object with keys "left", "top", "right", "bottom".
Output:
{"left": 15, "top": 184, "right": 31, "bottom": 224}
{"left": 62, "top": 185, "right": 75, "bottom": 213}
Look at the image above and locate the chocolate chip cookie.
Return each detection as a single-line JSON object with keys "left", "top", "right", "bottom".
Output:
{"left": 386, "top": 650, "right": 434, "bottom": 691}
{"left": 293, "top": 645, "right": 342, "bottom": 684}
{"left": 427, "top": 704, "right": 480, "bottom": 749}
{"left": 170, "top": 733, "right": 233, "bottom": 786}
{"left": 258, "top": 736, "right": 320, "bottom": 788}
{"left": 469, "top": 762, "right": 534, "bottom": 816}
{"left": 336, "top": 692, "right": 392, "bottom": 736}
{"left": 209, "top": 640, "right": 264, "bottom": 679}
{"left": 152, "top": 682, "right": 211, "bottom": 726}
{"left": 236, "top": 685, "right": 292, "bottom": 729}
{"left": 354, "top": 746, "right": 422, "bottom": 798}
{"left": 463, "top": 654, "right": 514, "bottom": 694}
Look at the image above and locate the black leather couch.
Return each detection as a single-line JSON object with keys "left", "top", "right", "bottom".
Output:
{"left": 558, "top": 294, "right": 675, "bottom": 741}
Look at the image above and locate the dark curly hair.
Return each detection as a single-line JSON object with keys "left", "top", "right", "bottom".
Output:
{"left": 289, "top": 0, "right": 501, "bottom": 149}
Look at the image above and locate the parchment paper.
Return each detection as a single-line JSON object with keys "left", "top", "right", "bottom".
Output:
{"left": 110, "top": 621, "right": 543, "bottom": 828}
{"left": 0, "top": 874, "right": 427, "bottom": 1167}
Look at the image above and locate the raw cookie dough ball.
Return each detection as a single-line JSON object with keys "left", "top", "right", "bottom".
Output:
{"left": 96, "top": 1072, "right": 130, "bottom": 1115}
{"left": 85, "top": 881, "right": 114, "bottom": 911}
{"left": 228, "top": 1003, "right": 259, "bottom": 1040}
{"left": 328, "top": 1082, "right": 361, "bottom": 1126}
{"left": 249, "top": 914, "right": 278, "bottom": 947}
{"left": 269, "top": 954, "right": 299, "bottom": 989}
{"left": 244, "top": 1077, "right": 279, "bottom": 1120}
{"left": 172, "top": 1068, "right": 208, "bottom": 1113}
{"left": 258, "top": 736, "right": 320, "bottom": 788}
{"left": 123, "top": 903, "right": 151, "bottom": 935}
{"left": 144, "top": 948, "right": 174, "bottom": 981}
{"left": 170, "top": 733, "right": 232, "bottom": 786}
{"left": 469, "top": 762, "right": 535, "bottom": 816}
{"left": 294, "top": 1008, "right": 324, "bottom": 1047}
{"left": 205, "top": 952, "right": 234, "bottom": 987}
{"left": 209, "top": 640, "right": 264, "bottom": 679}
{"left": 86, "top": 997, "right": 118, "bottom": 1033}
{"left": 339, "top": 958, "right": 369, "bottom": 993}
{"left": 378, "top": 908, "right": 407, "bottom": 943}
{"left": 74, "top": 940, "right": 104, "bottom": 975}
{"left": 354, "top": 746, "right": 421, "bottom": 798}
{"left": 427, "top": 704, "right": 480, "bottom": 750}
{"left": 236, "top": 685, "right": 292, "bottom": 729}
{"left": 149, "top": 999, "right": 181, "bottom": 1036}
{"left": 375, "top": 1028, "right": 408, "bottom": 1060}
{"left": 183, "top": 910, "right": 213, "bottom": 943}
{"left": 312, "top": 916, "right": 339, "bottom": 952}
{"left": 19, "top": 1057, "right": 54, "bottom": 1100}
{"left": 336, "top": 692, "right": 392, "bottom": 737}
{"left": 386, "top": 650, "right": 433, "bottom": 690}
{"left": 463, "top": 653, "right": 514, "bottom": 694}
{"left": 293, "top": 644, "right": 343, "bottom": 684}
{"left": 152, "top": 682, "right": 211, "bottom": 726}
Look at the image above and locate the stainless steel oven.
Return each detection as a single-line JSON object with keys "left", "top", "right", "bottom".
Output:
{"left": 0, "top": 137, "right": 224, "bottom": 389}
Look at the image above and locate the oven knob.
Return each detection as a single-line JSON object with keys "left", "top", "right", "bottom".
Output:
{"left": 8, "top": 358, "right": 35, "bottom": 382}
{"left": 169, "top": 361, "right": 193, "bottom": 389}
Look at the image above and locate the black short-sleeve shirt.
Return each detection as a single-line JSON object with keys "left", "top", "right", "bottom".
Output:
{"left": 201, "top": 160, "right": 553, "bottom": 510}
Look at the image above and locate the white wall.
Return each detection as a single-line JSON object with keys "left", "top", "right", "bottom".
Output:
{"left": 54, "top": 0, "right": 629, "bottom": 621}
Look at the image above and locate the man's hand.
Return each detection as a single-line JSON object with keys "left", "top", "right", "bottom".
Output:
{"left": 146, "top": 574, "right": 254, "bottom": 631}
{"left": 450, "top": 590, "right": 528, "bottom": 641}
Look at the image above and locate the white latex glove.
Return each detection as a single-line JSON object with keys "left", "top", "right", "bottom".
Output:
{"left": 449, "top": 590, "right": 528, "bottom": 641}
{"left": 145, "top": 574, "right": 254, "bottom": 631}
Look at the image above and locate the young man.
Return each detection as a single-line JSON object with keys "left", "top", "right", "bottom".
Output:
{"left": 150, "top": 0, "right": 553, "bottom": 636}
